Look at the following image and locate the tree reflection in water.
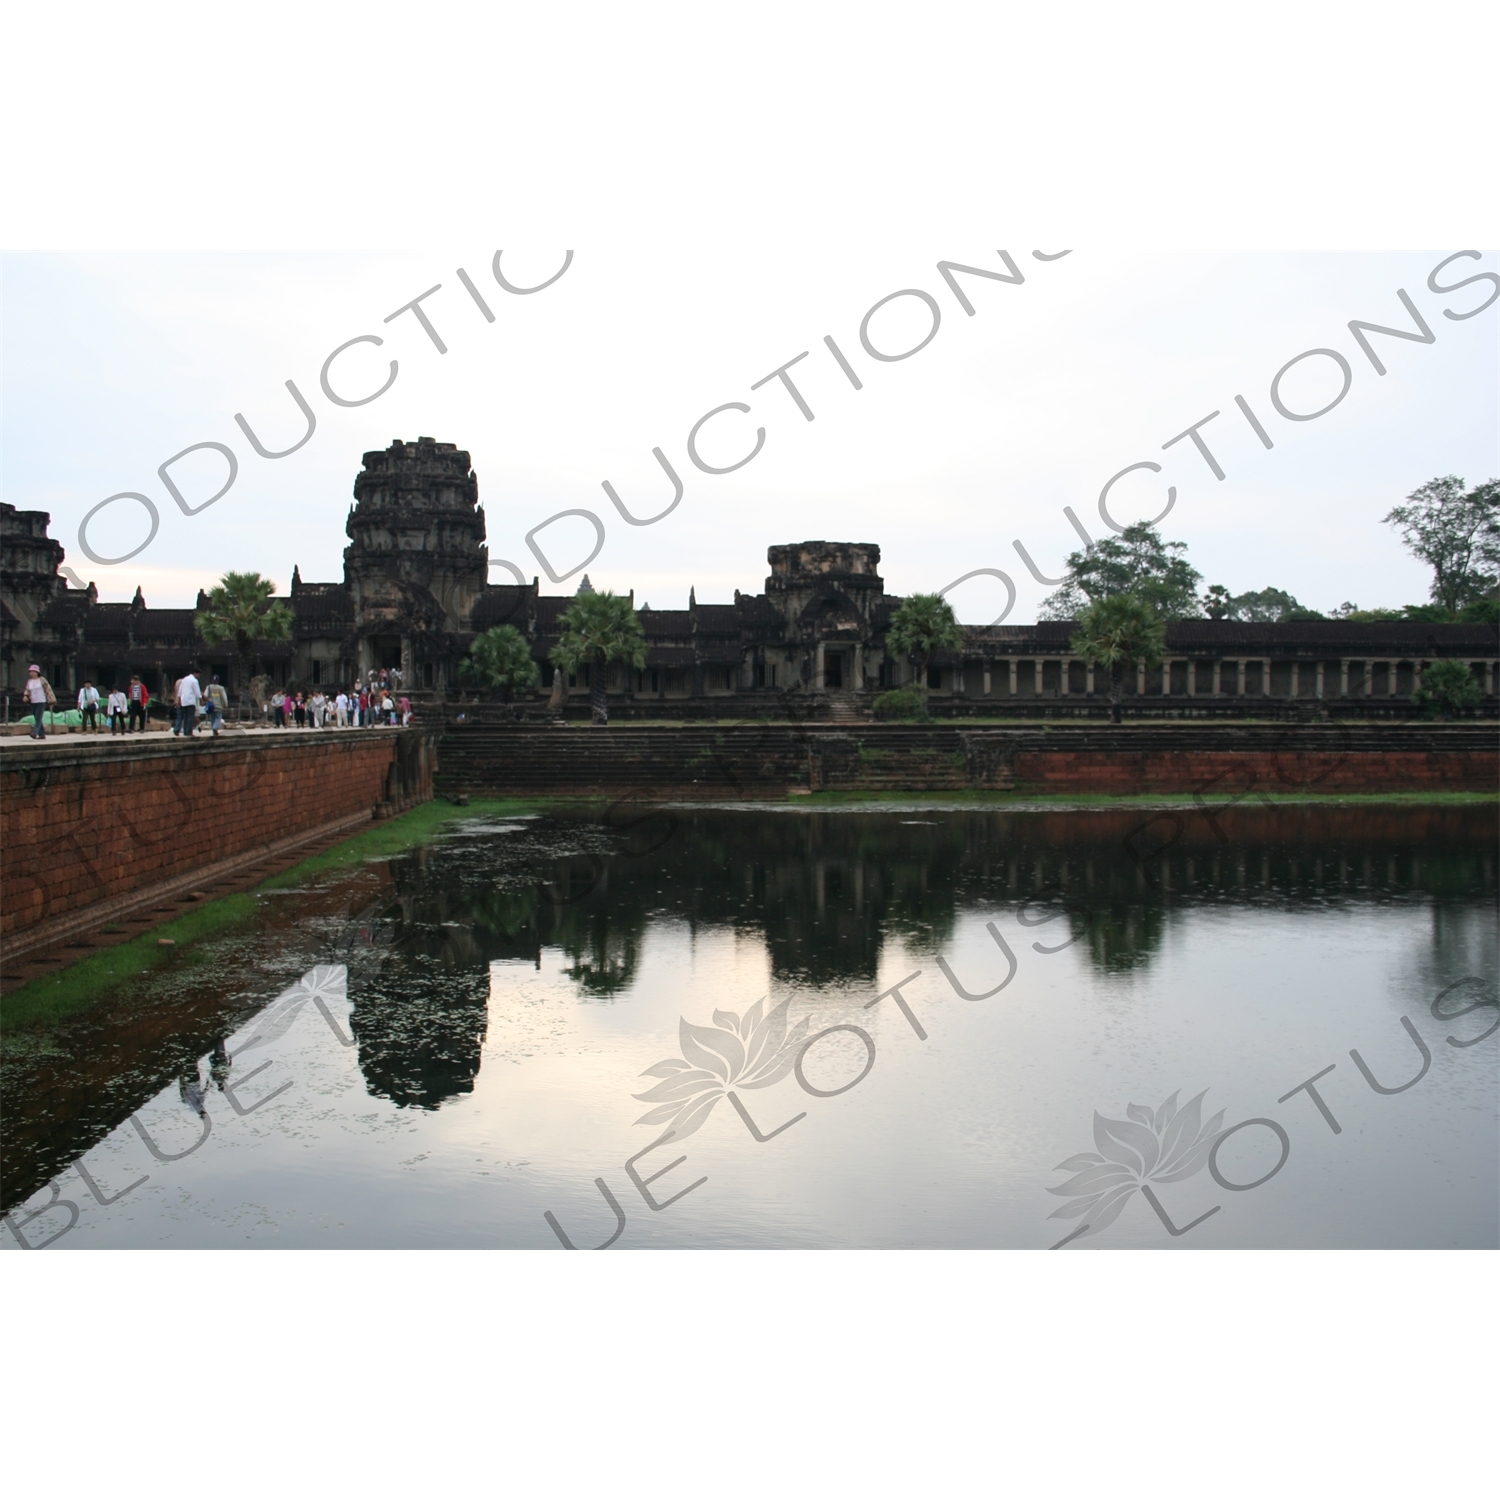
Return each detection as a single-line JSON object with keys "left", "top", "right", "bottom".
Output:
{"left": 344, "top": 804, "right": 1495, "bottom": 1109}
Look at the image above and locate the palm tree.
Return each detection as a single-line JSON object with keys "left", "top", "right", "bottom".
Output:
{"left": 886, "top": 592, "right": 963, "bottom": 696}
{"left": 1070, "top": 594, "right": 1166, "bottom": 724}
{"left": 551, "top": 590, "right": 647, "bottom": 725}
{"left": 195, "top": 572, "right": 294, "bottom": 712}
{"left": 459, "top": 625, "right": 541, "bottom": 702}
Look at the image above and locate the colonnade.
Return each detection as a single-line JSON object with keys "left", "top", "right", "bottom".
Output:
{"left": 927, "top": 656, "right": 1500, "bottom": 700}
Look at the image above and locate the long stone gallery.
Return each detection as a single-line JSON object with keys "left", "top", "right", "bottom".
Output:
{"left": 4, "top": 436, "right": 1497, "bottom": 715}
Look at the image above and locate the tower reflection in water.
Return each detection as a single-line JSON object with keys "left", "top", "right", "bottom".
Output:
{"left": 350, "top": 805, "right": 1495, "bottom": 1109}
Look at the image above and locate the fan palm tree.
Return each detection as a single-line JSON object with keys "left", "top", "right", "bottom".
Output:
{"left": 195, "top": 572, "right": 294, "bottom": 711}
{"left": 459, "top": 625, "right": 541, "bottom": 701}
{"left": 551, "top": 590, "right": 647, "bottom": 725}
{"left": 886, "top": 592, "right": 963, "bottom": 696}
{"left": 1070, "top": 594, "right": 1166, "bottom": 724}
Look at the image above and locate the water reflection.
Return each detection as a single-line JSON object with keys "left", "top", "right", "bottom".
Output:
{"left": 381, "top": 803, "right": 1495, "bottom": 1006}
{"left": 2, "top": 802, "right": 1494, "bottom": 1235}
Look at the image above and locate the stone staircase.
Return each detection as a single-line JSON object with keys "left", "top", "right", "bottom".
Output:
{"left": 431, "top": 721, "right": 1498, "bottom": 800}
{"left": 434, "top": 724, "right": 1024, "bottom": 798}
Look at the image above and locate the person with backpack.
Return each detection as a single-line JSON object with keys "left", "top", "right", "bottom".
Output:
{"left": 77, "top": 680, "right": 101, "bottom": 732}
{"left": 206, "top": 675, "right": 229, "bottom": 736}
{"left": 107, "top": 685, "right": 128, "bottom": 734}
{"left": 23, "top": 664, "right": 56, "bottom": 739}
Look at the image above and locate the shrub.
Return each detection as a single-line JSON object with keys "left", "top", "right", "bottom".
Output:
{"left": 1412, "top": 659, "right": 1482, "bottom": 718}
{"left": 872, "top": 686, "right": 928, "bottom": 721}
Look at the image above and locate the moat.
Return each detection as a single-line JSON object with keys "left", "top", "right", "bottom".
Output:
{"left": 3, "top": 802, "right": 1495, "bottom": 1249}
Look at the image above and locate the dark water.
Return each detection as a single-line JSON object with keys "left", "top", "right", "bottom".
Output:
{"left": 3, "top": 803, "right": 1495, "bottom": 1249}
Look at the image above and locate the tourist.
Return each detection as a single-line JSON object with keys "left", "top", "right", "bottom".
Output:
{"left": 310, "top": 689, "right": 327, "bottom": 728}
{"left": 173, "top": 669, "right": 202, "bottom": 736}
{"left": 271, "top": 689, "right": 287, "bottom": 728}
{"left": 358, "top": 688, "right": 371, "bottom": 726}
{"left": 107, "top": 684, "right": 128, "bottom": 734}
{"left": 23, "top": 664, "right": 55, "bottom": 739}
{"left": 380, "top": 690, "right": 395, "bottom": 725}
{"left": 293, "top": 691, "right": 306, "bottom": 729}
{"left": 206, "top": 675, "right": 229, "bottom": 737}
{"left": 77, "top": 680, "right": 101, "bottom": 732}
{"left": 127, "top": 675, "right": 149, "bottom": 732}
{"left": 399, "top": 694, "right": 411, "bottom": 726}
{"left": 334, "top": 689, "right": 349, "bottom": 727}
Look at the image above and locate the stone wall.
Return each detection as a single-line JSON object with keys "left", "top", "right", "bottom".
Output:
{"left": 1, "top": 730, "right": 436, "bottom": 940}
{"left": 435, "top": 722, "right": 1497, "bottom": 799}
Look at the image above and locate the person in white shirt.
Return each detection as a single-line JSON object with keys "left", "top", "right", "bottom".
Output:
{"left": 107, "top": 686, "right": 128, "bottom": 734}
{"left": 173, "top": 671, "right": 202, "bottom": 736}
{"left": 24, "top": 664, "right": 55, "bottom": 738}
{"left": 335, "top": 691, "right": 349, "bottom": 728}
{"left": 77, "top": 681, "right": 101, "bottom": 732}
{"left": 310, "top": 690, "right": 327, "bottom": 728}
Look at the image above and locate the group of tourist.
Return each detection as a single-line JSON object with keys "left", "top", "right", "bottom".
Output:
{"left": 22, "top": 665, "right": 153, "bottom": 739}
{"left": 19, "top": 663, "right": 412, "bottom": 740}
{"left": 264, "top": 682, "right": 411, "bottom": 729}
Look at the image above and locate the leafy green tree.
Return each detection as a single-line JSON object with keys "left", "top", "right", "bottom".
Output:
{"left": 1223, "top": 586, "right": 1316, "bottom": 622}
{"left": 459, "top": 625, "right": 540, "bottom": 701}
{"left": 886, "top": 592, "right": 963, "bottom": 694}
{"left": 1042, "top": 523, "right": 1202, "bottom": 620}
{"left": 1384, "top": 475, "right": 1500, "bottom": 614}
{"left": 195, "top": 572, "right": 294, "bottom": 708}
{"left": 1412, "top": 659, "right": 1482, "bottom": 718}
{"left": 551, "top": 590, "right": 647, "bottom": 725}
{"left": 1070, "top": 594, "right": 1167, "bottom": 724}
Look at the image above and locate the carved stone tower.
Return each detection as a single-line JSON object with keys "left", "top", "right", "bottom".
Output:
{"left": 344, "top": 438, "right": 488, "bottom": 688}
{"left": 764, "top": 541, "right": 885, "bottom": 691}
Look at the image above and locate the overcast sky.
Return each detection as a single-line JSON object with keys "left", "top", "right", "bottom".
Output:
{"left": 3, "top": 249, "right": 1496, "bottom": 620}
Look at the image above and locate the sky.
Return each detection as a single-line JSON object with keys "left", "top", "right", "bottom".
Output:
{"left": 4, "top": 248, "right": 1496, "bottom": 620}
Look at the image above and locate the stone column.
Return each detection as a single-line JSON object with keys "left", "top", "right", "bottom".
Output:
{"left": 1060, "top": 657, "right": 1070, "bottom": 696}
{"left": 1236, "top": 659, "right": 1245, "bottom": 697}
{"left": 1316, "top": 661, "right": 1326, "bottom": 699}
{"left": 1263, "top": 658, "right": 1272, "bottom": 697}
{"left": 1339, "top": 659, "right": 1349, "bottom": 697}
{"left": 1086, "top": 662, "right": 1096, "bottom": 695}
{"left": 1290, "top": 662, "right": 1301, "bottom": 699}
{"left": 1488, "top": 661, "right": 1496, "bottom": 697}
{"left": 1137, "top": 660, "right": 1147, "bottom": 695}
{"left": 1009, "top": 659, "right": 1018, "bottom": 697}
{"left": 1388, "top": 660, "right": 1398, "bottom": 697}
{"left": 815, "top": 642, "right": 825, "bottom": 690}
{"left": 1162, "top": 661, "right": 1171, "bottom": 696}
{"left": 982, "top": 661, "right": 991, "bottom": 696}
{"left": 853, "top": 643, "right": 864, "bottom": 690}
{"left": 1414, "top": 659, "right": 1424, "bottom": 694}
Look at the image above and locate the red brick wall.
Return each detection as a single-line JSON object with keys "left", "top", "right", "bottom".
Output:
{"left": 2, "top": 733, "right": 430, "bottom": 938}
{"left": 1012, "top": 748, "right": 1496, "bottom": 794}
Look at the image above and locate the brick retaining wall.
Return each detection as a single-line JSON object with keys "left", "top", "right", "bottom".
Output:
{"left": 1, "top": 729, "right": 436, "bottom": 940}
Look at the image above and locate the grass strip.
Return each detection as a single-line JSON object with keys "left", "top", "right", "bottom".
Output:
{"left": 1, "top": 796, "right": 547, "bottom": 1034}
{"left": 794, "top": 788, "right": 1498, "bottom": 807}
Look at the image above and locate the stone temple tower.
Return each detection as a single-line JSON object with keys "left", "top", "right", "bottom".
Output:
{"left": 344, "top": 437, "right": 488, "bottom": 689}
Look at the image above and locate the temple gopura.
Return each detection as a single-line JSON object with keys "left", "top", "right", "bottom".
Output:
{"left": 4, "top": 437, "right": 1496, "bottom": 716}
